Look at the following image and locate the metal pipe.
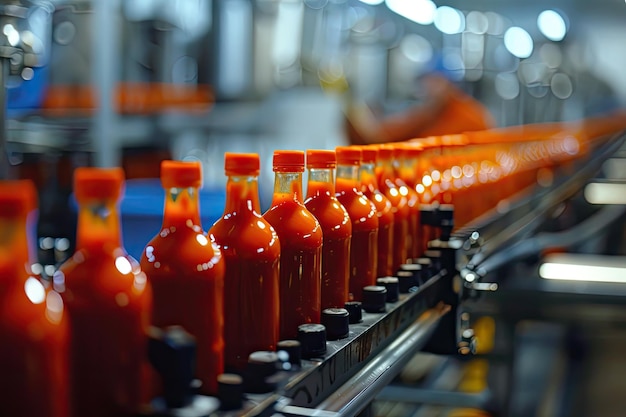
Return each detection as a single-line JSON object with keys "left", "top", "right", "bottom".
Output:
{"left": 313, "top": 304, "right": 449, "bottom": 416}
{"left": 92, "top": 0, "right": 120, "bottom": 167}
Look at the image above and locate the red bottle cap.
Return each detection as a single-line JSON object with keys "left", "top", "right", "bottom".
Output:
{"left": 306, "top": 149, "right": 336, "bottom": 169}
{"left": 161, "top": 160, "right": 203, "bottom": 189}
{"left": 74, "top": 167, "right": 124, "bottom": 202}
{"left": 377, "top": 145, "right": 393, "bottom": 161}
{"left": 335, "top": 146, "right": 361, "bottom": 166}
{"left": 273, "top": 150, "right": 305, "bottom": 172}
{"left": 225, "top": 152, "right": 260, "bottom": 176}
{"left": 360, "top": 146, "right": 378, "bottom": 164}
{"left": 392, "top": 144, "right": 406, "bottom": 159}
{"left": 0, "top": 180, "right": 37, "bottom": 217}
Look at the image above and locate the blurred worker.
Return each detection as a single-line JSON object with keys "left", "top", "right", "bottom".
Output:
{"left": 345, "top": 73, "right": 495, "bottom": 145}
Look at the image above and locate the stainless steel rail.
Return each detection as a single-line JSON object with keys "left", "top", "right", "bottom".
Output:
{"left": 275, "top": 304, "right": 449, "bottom": 417}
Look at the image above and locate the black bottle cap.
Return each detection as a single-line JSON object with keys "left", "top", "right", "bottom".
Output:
{"left": 344, "top": 301, "right": 363, "bottom": 324}
{"left": 147, "top": 326, "right": 196, "bottom": 409}
{"left": 321, "top": 308, "right": 350, "bottom": 340}
{"left": 396, "top": 270, "right": 417, "bottom": 293}
{"left": 424, "top": 249, "right": 442, "bottom": 259}
{"left": 400, "top": 263, "right": 422, "bottom": 272}
{"left": 297, "top": 324, "right": 327, "bottom": 359}
{"left": 245, "top": 351, "right": 279, "bottom": 393}
{"left": 362, "top": 285, "right": 387, "bottom": 313}
{"left": 217, "top": 373, "right": 243, "bottom": 411}
{"left": 277, "top": 340, "right": 302, "bottom": 367}
{"left": 376, "top": 276, "right": 399, "bottom": 303}
{"left": 438, "top": 204, "right": 454, "bottom": 220}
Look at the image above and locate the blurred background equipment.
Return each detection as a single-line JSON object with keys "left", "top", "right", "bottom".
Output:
{"left": 1, "top": 0, "right": 626, "bottom": 416}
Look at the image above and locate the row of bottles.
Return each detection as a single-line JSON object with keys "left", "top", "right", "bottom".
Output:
{"left": 2, "top": 112, "right": 625, "bottom": 416}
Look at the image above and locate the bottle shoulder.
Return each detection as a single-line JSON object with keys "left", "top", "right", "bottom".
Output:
{"left": 264, "top": 201, "right": 322, "bottom": 245}
{"left": 209, "top": 213, "right": 281, "bottom": 258}
{"left": 304, "top": 195, "right": 352, "bottom": 238}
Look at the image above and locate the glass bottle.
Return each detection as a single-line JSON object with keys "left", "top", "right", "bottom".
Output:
{"left": 141, "top": 160, "right": 224, "bottom": 395}
{"left": 304, "top": 149, "right": 352, "bottom": 310}
{"left": 392, "top": 144, "right": 422, "bottom": 262}
{"left": 359, "top": 146, "right": 394, "bottom": 278}
{"left": 377, "top": 144, "right": 410, "bottom": 271}
{"left": 57, "top": 168, "right": 152, "bottom": 417}
{"left": 264, "top": 150, "right": 323, "bottom": 340}
{"left": 335, "top": 146, "right": 378, "bottom": 302}
{"left": 209, "top": 153, "right": 280, "bottom": 372}
{"left": 0, "top": 180, "right": 69, "bottom": 417}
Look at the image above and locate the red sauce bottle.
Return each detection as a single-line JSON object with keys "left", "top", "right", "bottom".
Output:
{"left": 264, "top": 150, "right": 323, "bottom": 340}
{"left": 304, "top": 150, "right": 352, "bottom": 310}
{"left": 57, "top": 168, "right": 152, "bottom": 417}
{"left": 140, "top": 161, "right": 225, "bottom": 395}
{"left": 209, "top": 153, "right": 280, "bottom": 372}
{"left": 392, "top": 144, "right": 422, "bottom": 262}
{"left": 377, "top": 145, "right": 410, "bottom": 271}
{"left": 335, "top": 146, "right": 378, "bottom": 301}
{"left": 0, "top": 181, "right": 69, "bottom": 417}
{"left": 359, "top": 146, "right": 394, "bottom": 278}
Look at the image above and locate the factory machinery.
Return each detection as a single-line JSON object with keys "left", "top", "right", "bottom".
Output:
{"left": 134, "top": 115, "right": 626, "bottom": 417}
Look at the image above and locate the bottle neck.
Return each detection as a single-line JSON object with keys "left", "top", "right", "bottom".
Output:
{"left": 162, "top": 186, "right": 201, "bottom": 229}
{"left": 400, "top": 157, "right": 417, "bottom": 186}
{"left": 272, "top": 171, "right": 304, "bottom": 205}
{"left": 336, "top": 164, "right": 360, "bottom": 192}
{"left": 0, "top": 214, "right": 31, "bottom": 278}
{"left": 306, "top": 168, "right": 335, "bottom": 197}
{"left": 225, "top": 175, "right": 262, "bottom": 215}
{"left": 76, "top": 198, "right": 122, "bottom": 251}
{"left": 359, "top": 162, "right": 378, "bottom": 192}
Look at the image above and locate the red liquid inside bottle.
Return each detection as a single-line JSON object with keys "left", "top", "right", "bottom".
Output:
{"left": 264, "top": 150, "right": 323, "bottom": 340}
{"left": 377, "top": 145, "right": 410, "bottom": 271}
{"left": 359, "top": 146, "right": 394, "bottom": 278}
{"left": 209, "top": 153, "right": 280, "bottom": 372}
{"left": 0, "top": 181, "right": 69, "bottom": 417}
{"left": 141, "top": 161, "right": 225, "bottom": 394}
{"left": 304, "top": 150, "right": 352, "bottom": 310}
{"left": 335, "top": 146, "right": 379, "bottom": 302}
{"left": 58, "top": 168, "right": 152, "bottom": 417}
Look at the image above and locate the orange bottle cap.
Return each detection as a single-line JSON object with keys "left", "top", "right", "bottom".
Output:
{"left": 273, "top": 150, "right": 305, "bottom": 172}
{"left": 225, "top": 152, "right": 260, "bottom": 176}
{"left": 377, "top": 144, "right": 393, "bottom": 161}
{"left": 0, "top": 180, "right": 37, "bottom": 217}
{"left": 161, "top": 160, "right": 202, "bottom": 189}
{"left": 306, "top": 149, "right": 336, "bottom": 168}
{"left": 74, "top": 167, "right": 124, "bottom": 202}
{"left": 335, "top": 146, "right": 361, "bottom": 165}
{"left": 360, "top": 146, "right": 378, "bottom": 164}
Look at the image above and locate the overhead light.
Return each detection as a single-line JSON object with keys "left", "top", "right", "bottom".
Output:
{"left": 584, "top": 182, "right": 626, "bottom": 204}
{"left": 537, "top": 10, "right": 567, "bottom": 42}
{"left": 386, "top": 0, "right": 436, "bottom": 25}
{"left": 539, "top": 254, "right": 626, "bottom": 284}
{"left": 503, "top": 26, "right": 533, "bottom": 59}
{"left": 359, "top": 0, "right": 385, "bottom": 5}
{"left": 434, "top": 6, "right": 465, "bottom": 35}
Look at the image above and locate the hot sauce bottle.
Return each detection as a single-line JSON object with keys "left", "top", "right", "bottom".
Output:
{"left": 359, "top": 146, "right": 394, "bottom": 278}
{"left": 141, "top": 161, "right": 225, "bottom": 395}
{"left": 209, "top": 153, "right": 280, "bottom": 372}
{"left": 0, "top": 181, "right": 69, "bottom": 417}
{"left": 56, "top": 168, "right": 152, "bottom": 417}
{"left": 335, "top": 146, "right": 378, "bottom": 301}
{"left": 264, "top": 150, "right": 323, "bottom": 340}
{"left": 304, "top": 150, "right": 352, "bottom": 310}
{"left": 392, "top": 144, "right": 422, "bottom": 262}
{"left": 377, "top": 145, "right": 410, "bottom": 271}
